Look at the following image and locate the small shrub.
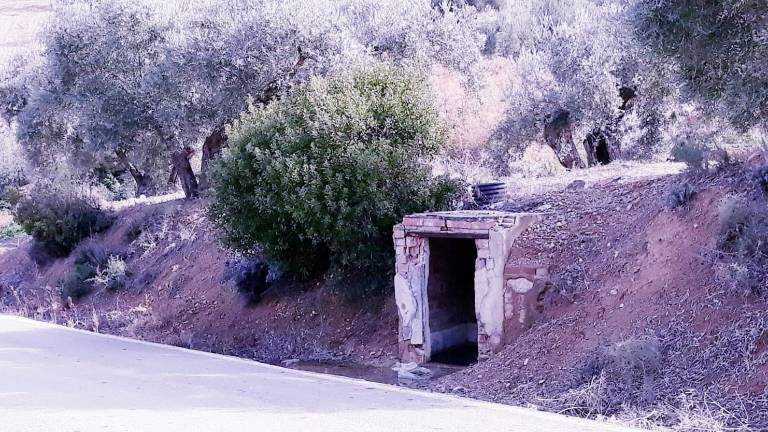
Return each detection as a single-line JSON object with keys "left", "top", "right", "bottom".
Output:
{"left": 0, "top": 221, "right": 24, "bottom": 239}
{"left": 716, "top": 195, "right": 768, "bottom": 258}
{"left": 58, "top": 243, "right": 113, "bottom": 301}
{"left": 211, "top": 67, "right": 463, "bottom": 291}
{"left": 93, "top": 255, "right": 129, "bottom": 291}
{"left": 27, "top": 241, "right": 54, "bottom": 266}
{"left": 715, "top": 261, "right": 761, "bottom": 297}
{"left": 715, "top": 195, "right": 768, "bottom": 295}
{"left": 75, "top": 243, "right": 110, "bottom": 268}
{"left": 670, "top": 143, "right": 705, "bottom": 171}
{"left": 571, "top": 336, "right": 663, "bottom": 414}
{"left": 664, "top": 182, "right": 697, "bottom": 209}
{"left": 223, "top": 256, "right": 272, "bottom": 304}
{"left": 59, "top": 272, "right": 93, "bottom": 301}
{"left": 752, "top": 164, "right": 768, "bottom": 193}
{"left": 125, "top": 220, "right": 145, "bottom": 243}
{"left": 14, "top": 183, "right": 114, "bottom": 257}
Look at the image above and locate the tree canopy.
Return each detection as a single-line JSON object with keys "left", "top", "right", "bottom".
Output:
{"left": 1, "top": 0, "right": 766, "bottom": 196}
{"left": 637, "top": 0, "right": 768, "bottom": 131}
{"left": 0, "top": 0, "right": 489, "bottom": 197}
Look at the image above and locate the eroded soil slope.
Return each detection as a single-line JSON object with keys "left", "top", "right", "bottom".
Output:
{"left": 435, "top": 167, "right": 768, "bottom": 429}
{"left": 0, "top": 200, "right": 397, "bottom": 366}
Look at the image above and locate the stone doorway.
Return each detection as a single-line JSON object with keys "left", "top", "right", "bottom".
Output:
{"left": 426, "top": 237, "right": 478, "bottom": 365}
{"left": 393, "top": 211, "right": 545, "bottom": 364}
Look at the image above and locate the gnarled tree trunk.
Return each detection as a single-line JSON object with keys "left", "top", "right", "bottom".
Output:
{"left": 199, "top": 127, "right": 227, "bottom": 191}
{"left": 169, "top": 147, "right": 199, "bottom": 199}
{"left": 194, "top": 48, "right": 307, "bottom": 193}
{"left": 582, "top": 86, "right": 637, "bottom": 167}
{"left": 544, "top": 109, "right": 584, "bottom": 169}
{"left": 583, "top": 130, "right": 614, "bottom": 167}
{"left": 128, "top": 165, "right": 157, "bottom": 198}
{"left": 115, "top": 150, "right": 156, "bottom": 197}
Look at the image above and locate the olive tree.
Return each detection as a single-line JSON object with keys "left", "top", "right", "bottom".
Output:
{"left": 165, "top": 0, "right": 487, "bottom": 192}
{"left": 3, "top": 0, "right": 487, "bottom": 199}
{"left": 1, "top": 1, "right": 174, "bottom": 196}
{"left": 636, "top": 0, "right": 768, "bottom": 131}
{"left": 478, "top": 0, "right": 686, "bottom": 172}
{"left": 486, "top": 0, "right": 630, "bottom": 170}
{"left": 154, "top": 0, "right": 350, "bottom": 193}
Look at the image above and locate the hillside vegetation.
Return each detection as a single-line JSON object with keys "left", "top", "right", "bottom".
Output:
{"left": 0, "top": 0, "right": 767, "bottom": 431}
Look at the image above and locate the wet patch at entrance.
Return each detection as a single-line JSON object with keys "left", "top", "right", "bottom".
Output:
{"left": 287, "top": 360, "right": 463, "bottom": 386}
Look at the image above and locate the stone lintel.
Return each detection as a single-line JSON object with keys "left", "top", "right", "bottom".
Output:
{"left": 399, "top": 211, "right": 542, "bottom": 241}
{"left": 404, "top": 228, "right": 489, "bottom": 239}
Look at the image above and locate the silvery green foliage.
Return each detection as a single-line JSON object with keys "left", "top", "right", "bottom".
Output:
{"left": 152, "top": 0, "right": 350, "bottom": 145}
{"left": 637, "top": 0, "right": 768, "bottom": 130}
{"left": 489, "top": 0, "right": 628, "bottom": 167}
{"left": 5, "top": 1, "right": 175, "bottom": 183}
{"left": 0, "top": 54, "right": 70, "bottom": 167}
{"left": 613, "top": 48, "right": 682, "bottom": 160}
{"left": 338, "top": 0, "right": 487, "bottom": 76}
{"left": 4, "top": 0, "right": 486, "bottom": 189}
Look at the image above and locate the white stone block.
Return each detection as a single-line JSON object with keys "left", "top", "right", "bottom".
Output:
{"left": 507, "top": 278, "right": 534, "bottom": 294}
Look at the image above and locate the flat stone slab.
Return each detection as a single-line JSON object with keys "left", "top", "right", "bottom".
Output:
{"left": 398, "top": 211, "right": 542, "bottom": 238}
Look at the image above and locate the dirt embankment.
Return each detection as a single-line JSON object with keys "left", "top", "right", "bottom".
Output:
{"left": 434, "top": 167, "right": 768, "bottom": 429}
{"left": 1, "top": 164, "right": 766, "bottom": 429}
{"left": 0, "top": 200, "right": 398, "bottom": 366}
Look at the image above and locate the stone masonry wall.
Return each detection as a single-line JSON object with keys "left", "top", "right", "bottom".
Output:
{"left": 393, "top": 211, "right": 543, "bottom": 364}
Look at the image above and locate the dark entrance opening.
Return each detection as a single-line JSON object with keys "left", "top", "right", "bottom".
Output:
{"left": 595, "top": 136, "right": 611, "bottom": 165}
{"left": 585, "top": 131, "right": 613, "bottom": 166}
{"left": 427, "top": 237, "right": 478, "bottom": 366}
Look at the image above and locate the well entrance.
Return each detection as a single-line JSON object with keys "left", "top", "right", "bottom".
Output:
{"left": 393, "top": 211, "right": 546, "bottom": 365}
{"left": 426, "top": 237, "right": 478, "bottom": 365}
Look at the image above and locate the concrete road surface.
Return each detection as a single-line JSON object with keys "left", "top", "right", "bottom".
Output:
{"left": 0, "top": 315, "right": 642, "bottom": 432}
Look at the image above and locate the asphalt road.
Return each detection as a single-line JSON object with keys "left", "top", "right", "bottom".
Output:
{"left": 0, "top": 315, "right": 643, "bottom": 432}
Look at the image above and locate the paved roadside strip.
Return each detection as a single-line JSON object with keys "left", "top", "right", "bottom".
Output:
{"left": 0, "top": 315, "right": 644, "bottom": 432}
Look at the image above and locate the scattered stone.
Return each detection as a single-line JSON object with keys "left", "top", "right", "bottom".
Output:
{"left": 281, "top": 359, "right": 300, "bottom": 367}
{"left": 392, "top": 362, "right": 432, "bottom": 381}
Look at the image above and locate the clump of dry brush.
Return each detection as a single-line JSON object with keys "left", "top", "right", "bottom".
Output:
{"left": 714, "top": 194, "right": 768, "bottom": 297}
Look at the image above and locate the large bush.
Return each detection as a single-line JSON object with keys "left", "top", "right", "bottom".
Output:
{"left": 211, "top": 68, "right": 462, "bottom": 286}
{"left": 14, "top": 183, "right": 114, "bottom": 257}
